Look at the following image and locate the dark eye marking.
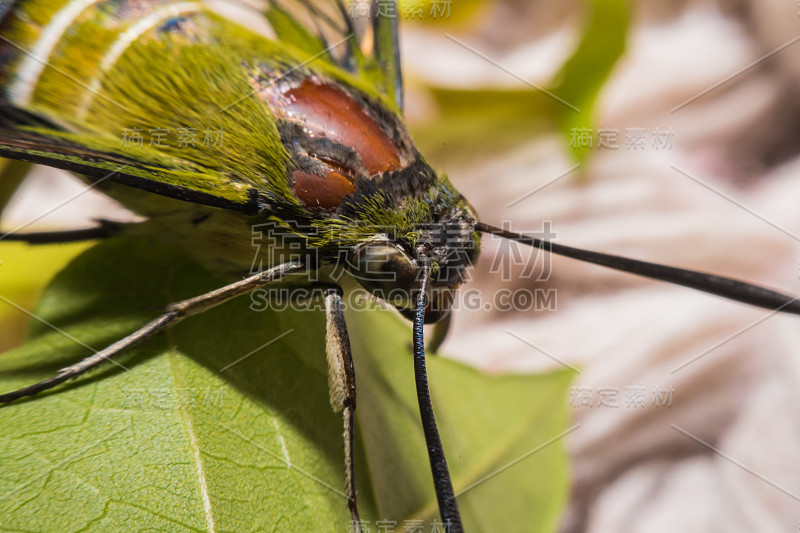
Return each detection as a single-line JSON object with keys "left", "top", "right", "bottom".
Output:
{"left": 291, "top": 136, "right": 365, "bottom": 179}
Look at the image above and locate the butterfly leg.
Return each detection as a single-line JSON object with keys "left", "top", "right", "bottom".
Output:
{"left": 0, "top": 261, "right": 307, "bottom": 403}
{"left": 323, "top": 286, "right": 361, "bottom": 530}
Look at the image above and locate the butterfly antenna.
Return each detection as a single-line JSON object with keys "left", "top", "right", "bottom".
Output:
{"left": 412, "top": 263, "right": 463, "bottom": 532}
{"left": 476, "top": 222, "right": 800, "bottom": 315}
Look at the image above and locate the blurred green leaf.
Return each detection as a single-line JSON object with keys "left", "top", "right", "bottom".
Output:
{"left": 415, "top": 88, "right": 554, "bottom": 165}
{"left": 399, "top": 0, "right": 487, "bottom": 26}
{"left": 413, "top": 0, "right": 629, "bottom": 170}
{"left": 0, "top": 159, "right": 30, "bottom": 218}
{"left": 0, "top": 241, "right": 92, "bottom": 293}
{"left": 0, "top": 241, "right": 91, "bottom": 351}
{"left": 552, "top": 0, "right": 629, "bottom": 165}
{"left": 0, "top": 237, "right": 572, "bottom": 531}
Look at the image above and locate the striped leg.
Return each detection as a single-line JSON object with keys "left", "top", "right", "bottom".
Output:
{"left": 323, "top": 287, "right": 361, "bottom": 530}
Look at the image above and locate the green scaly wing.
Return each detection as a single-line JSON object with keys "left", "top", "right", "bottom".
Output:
{"left": 0, "top": 128, "right": 262, "bottom": 214}
{"left": 267, "top": 0, "right": 404, "bottom": 111}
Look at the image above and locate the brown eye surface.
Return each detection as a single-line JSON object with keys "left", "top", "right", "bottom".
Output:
{"left": 283, "top": 80, "right": 401, "bottom": 174}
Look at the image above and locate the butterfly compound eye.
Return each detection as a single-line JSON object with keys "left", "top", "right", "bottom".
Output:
{"left": 349, "top": 242, "right": 418, "bottom": 289}
{"left": 347, "top": 242, "right": 454, "bottom": 323}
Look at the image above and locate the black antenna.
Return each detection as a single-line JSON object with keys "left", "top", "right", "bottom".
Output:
{"left": 412, "top": 264, "right": 463, "bottom": 532}
{"left": 476, "top": 222, "right": 800, "bottom": 315}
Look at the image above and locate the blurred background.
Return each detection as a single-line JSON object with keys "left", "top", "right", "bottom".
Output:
{"left": 2, "top": 0, "right": 800, "bottom": 531}
{"left": 399, "top": 1, "right": 800, "bottom": 532}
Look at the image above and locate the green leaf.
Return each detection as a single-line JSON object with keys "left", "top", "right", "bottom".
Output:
{"left": 414, "top": 88, "right": 554, "bottom": 165}
{"left": 399, "top": 0, "right": 488, "bottom": 26}
{"left": 0, "top": 237, "right": 572, "bottom": 531}
{"left": 414, "top": 0, "right": 629, "bottom": 170}
{"left": 0, "top": 241, "right": 91, "bottom": 352}
{"left": 0, "top": 159, "right": 30, "bottom": 218}
{"left": 552, "top": 0, "right": 629, "bottom": 165}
